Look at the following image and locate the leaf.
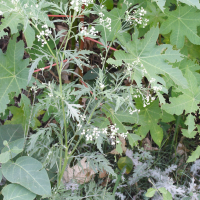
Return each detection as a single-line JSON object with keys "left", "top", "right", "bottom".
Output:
{"left": 187, "top": 146, "right": 200, "bottom": 162}
{"left": 0, "top": 0, "right": 54, "bottom": 46}
{"left": 107, "top": 26, "right": 187, "bottom": 91}
{"left": 127, "top": 134, "right": 142, "bottom": 148}
{"left": 0, "top": 151, "right": 10, "bottom": 163}
{"left": 158, "top": 187, "right": 172, "bottom": 200}
{"left": 0, "top": 35, "right": 30, "bottom": 114}
{"left": 102, "top": 103, "right": 137, "bottom": 133}
{"left": 94, "top": 5, "right": 127, "bottom": 42}
{"left": 23, "top": 23, "right": 35, "bottom": 47}
{"left": 99, "top": 0, "right": 113, "bottom": 10}
{"left": 2, "top": 183, "right": 36, "bottom": 200}
{"left": 160, "top": 5, "right": 200, "bottom": 49}
{"left": 163, "top": 69, "right": 200, "bottom": 134}
{"left": 181, "top": 129, "right": 197, "bottom": 138}
{"left": 1, "top": 138, "right": 24, "bottom": 160}
{"left": 145, "top": 188, "right": 156, "bottom": 197}
{"left": 178, "top": 0, "right": 200, "bottom": 9}
{"left": 145, "top": 2, "right": 166, "bottom": 26}
{"left": 0, "top": 12, "right": 22, "bottom": 37}
{"left": 135, "top": 98, "right": 163, "bottom": 147}
{"left": 117, "top": 156, "right": 133, "bottom": 174}
{"left": 2, "top": 156, "right": 51, "bottom": 196}
{"left": 152, "top": 0, "right": 166, "bottom": 12}
{"left": 5, "top": 94, "right": 43, "bottom": 130}
{"left": 0, "top": 124, "right": 24, "bottom": 151}
{"left": 92, "top": 117, "right": 110, "bottom": 128}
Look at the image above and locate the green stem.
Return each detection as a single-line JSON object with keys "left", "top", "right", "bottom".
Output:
{"left": 57, "top": 11, "right": 77, "bottom": 186}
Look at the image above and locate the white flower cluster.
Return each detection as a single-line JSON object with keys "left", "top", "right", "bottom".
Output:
{"left": 129, "top": 108, "right": 140, "bottom": 115}
{"left": 99, "top": 83, "right": 105, "bottom": 90}
{"left": 70, "top": 0, "right": 93, "bottom": 12}
{"left": 152, "top": 85, "right": 162, "bottom": 92}
{"left": 99, "top": 11, "right": 111, "bottom": 32}
{"left": 109, "top": 124, "right": 128, "bottom": 145}
{"left": 30, "top": 85, "right": 38, "bottom": 94}
{"left": 79, "top": 124, "right": 128, "bottom": 145}
{"left": 80, "top": 26, "right": 98, "bottom": 36}
{"left": 132, "top": 89, "right": 156, "bottom": 108}
{"left": 126, "top": 57, "right": 147, "bottom": 77}
{"left": 124, "top": 2, "right": 149, "bottom": 28}
{"left": 81, "top": 127, "right": 103, "bottom": 141}
{"left": 36, "top": 25, "right": 52, "bottom": 47}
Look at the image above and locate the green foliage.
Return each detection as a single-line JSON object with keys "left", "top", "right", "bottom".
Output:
{"left": 163, "top": 69, "right": 200, "bottom": 134}
{"left": 0, "top": 35, "right": 30, "bottom": 114}
{"left": 2, "top": 0, "right": 200, "bottom": 198}
{"left": 117, "top": 156, "right": 133, "bottom": 174}
{"left": 107, "top": 26, "right": 187, "bottom": 94}
{"left": 2, "top": 184, "right": 36, "bottom": 200}
{"left": 2, "top": 156, "right": 51, "bottom": 196}
{"left": 160, "top": 4, "right": 200, "bottom": 49}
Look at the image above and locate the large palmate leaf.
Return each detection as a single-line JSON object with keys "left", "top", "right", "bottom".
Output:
{"left": 135, "top": 98, "right": 163, "bottom": 147}
{"left": 107, "top": 26, "right": 187, "bottom": 93}
{"left": 160, "top": 5, "right": 200, "bottom": 49}
{"left": 2, "top": 156, "right": 51, "bottom": 196}
{"left": 0, "top": 124, "right": 24, "bottom": 150}
{"left": 0, "top": 35, "right": 30, "bottom": 114}
{"left": 163, "top": 69, "right": 200, "bottom": 134}
{"left": 2, "top": 184, "right": 36, "bottom": 200}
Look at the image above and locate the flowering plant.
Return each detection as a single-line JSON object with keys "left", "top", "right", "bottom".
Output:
{"left": 1, "top": 0, "right": 200, "bottom": 199}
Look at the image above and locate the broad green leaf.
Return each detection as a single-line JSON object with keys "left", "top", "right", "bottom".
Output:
{"left": 187, "top": 146, "right": 200, "bottom": 162}
{"left": 178, "top": 0, "right": 200, "bottom": 9}
{"left": 158, "top": 187, "right": 172, "bottom": 200}
{"left": 2, "top": 156, "right": 51, "bottom": 196}
{"left": 23, "top": 23, "right": 35, "bottom": 47}
{"left": 99, "top": 0, "right": 113, "bottom": 10}
{"left": 0, "top": 151, "right": 10, "bottom": 163}
{"left": 2, "top": 138, "right": 24, "bottom": 160}
{"left": 0, "top": 35, "right": 30, "bottom": 114}
{"left": 127, "top": 134, "right": 142, "bottom": 148}
{"left": 173, "top": 58, "right": 200, "bottom": 85}
{"left": 2, "top": 183, "right": 36, "bottom": 200}
{"left": 181, "top": 39, "right": 200, "bottom": 60}
{"left": 135, "top": 98, "right": 163, "bottom": 147}
{"left": 0, "top": 12, "right": 22, "bottom": 37}
{"left": 117, "top": 156, "right": 133, "bottom": 174}
{"left": 5, "top": 94, "right": 44, "bottom": 131}
{"left": 92, "top": 117, "right": 110, "bottom": 128}
{"left": 152, "top": 0, "right": 166, "bottom": 12}
{"left": 0, "top": 124, "right": 24, "bottom": 151}
{"left": 161, "top": 110, "right": 175, "bottom": 123}
{"left": 145, "top": 2, "right": 166, "bottom": 27}
{"left": 181, "top": 129, "right": 197, "bottom": 138}
{"left": 163, "top": 69, "right": 200, "bottom": 134}
{"left": 145, "top": 188, "right": 156, "bottom": 197}
{"left": 160, "top": 5, "right": 200, "bottom": 49}
{"left": 107, "top": 26, "right": 187, "bottom": 91}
